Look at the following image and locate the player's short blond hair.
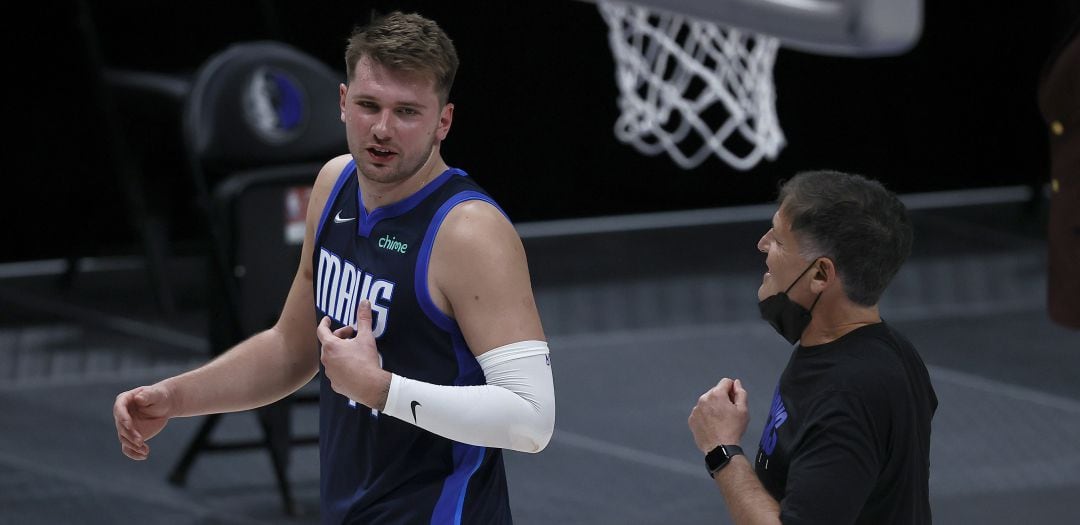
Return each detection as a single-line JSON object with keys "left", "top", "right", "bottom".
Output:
{"left": 345, "top": 11, "right": 459, "bottom": 105}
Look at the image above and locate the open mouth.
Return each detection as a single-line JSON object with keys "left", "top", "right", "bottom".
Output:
{"left": 367, "top": 147, "right": 396, "bottom": 160}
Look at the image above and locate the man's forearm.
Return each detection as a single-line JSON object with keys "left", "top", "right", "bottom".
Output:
{"left": 382, "top": 341, "right": 555, "bottom": 453}
{"left": 163, "top": 327, "right": 318, "bottom": 417}
{"left": 715, "top": 456, "right": 782, "bottom": 525}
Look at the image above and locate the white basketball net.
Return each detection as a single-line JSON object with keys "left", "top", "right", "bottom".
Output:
{"left": 598, "top": 2, "right": 785, "bottom": 170}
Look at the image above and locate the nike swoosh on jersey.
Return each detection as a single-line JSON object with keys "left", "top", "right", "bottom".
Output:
{"left": 334, "top": 210, "right": 356, "bottom": 223}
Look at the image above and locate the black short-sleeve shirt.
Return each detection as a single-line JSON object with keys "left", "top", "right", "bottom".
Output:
{"left": 755, "top": 322, "right": 937, "bottom": 524}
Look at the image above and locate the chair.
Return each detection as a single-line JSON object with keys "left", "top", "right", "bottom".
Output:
{"left": 167, "top": 40, "right": 346, "bottom": 515}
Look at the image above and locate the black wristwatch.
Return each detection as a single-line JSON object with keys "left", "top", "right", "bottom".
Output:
{"left": 705, "top": 444, "right": 744, "bottom": 478}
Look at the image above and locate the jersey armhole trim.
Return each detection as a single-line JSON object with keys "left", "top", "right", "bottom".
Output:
{"left": 315, "top": 159, "right": 357, "bottom": 242}
{"left": 415, "top": 191, "right": 507, "bottom": 335}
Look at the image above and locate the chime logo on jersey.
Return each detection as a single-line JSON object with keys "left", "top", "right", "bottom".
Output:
{"left": 316, "top": 248, "right": 395, "bottom": 336}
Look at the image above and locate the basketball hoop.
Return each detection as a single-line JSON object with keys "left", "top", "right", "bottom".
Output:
{"left": 597, "top": 1, "right": 785, "bottom": 170}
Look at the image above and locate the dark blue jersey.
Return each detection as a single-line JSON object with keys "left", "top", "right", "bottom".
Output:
{"left": 313, "top": 160, "right": 512, "bottom": 525}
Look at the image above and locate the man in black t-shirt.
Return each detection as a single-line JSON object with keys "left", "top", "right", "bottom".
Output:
{"left": 688, "top": 170, "right": 937, "bottom": 524}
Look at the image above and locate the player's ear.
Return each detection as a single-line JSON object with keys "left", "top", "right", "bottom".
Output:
{"left": 339, "top": 83, "right": 348, "bottom": 122}
{"left": 436, "top": 103, "right": 453, "bottom": 141}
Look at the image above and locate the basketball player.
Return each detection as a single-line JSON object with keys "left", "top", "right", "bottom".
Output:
{"left": 688, "top": 171, "right": 936, "bottom": 523}
{"left": 113, "top": 12, "right": 555, "bottom": 524}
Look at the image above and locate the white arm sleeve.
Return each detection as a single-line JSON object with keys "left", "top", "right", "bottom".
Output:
{"left": 382, "top": 340, "right": 555, "bottom": 453}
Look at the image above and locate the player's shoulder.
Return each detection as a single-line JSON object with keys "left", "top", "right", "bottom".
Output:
{"left": 314, "top": 154, "right": 353, "bottom": 190}
{"left": 301, "top": 154, "right": 353, "bottom": 230}
{"left": 439, "top": 198, "right": 516, "bottom": 247}
{"left": 309, "top": 154, "right": 353, "bottom": 207}
{"left": 428, "top": 197, "right": 524, "bottom": 282}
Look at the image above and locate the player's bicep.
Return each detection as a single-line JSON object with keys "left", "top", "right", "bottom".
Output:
{"left": 431, "top": 200, "right": 545, "bottom": 355}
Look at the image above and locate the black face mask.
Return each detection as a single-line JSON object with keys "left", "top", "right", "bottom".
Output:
{"left": 758, "top": 261, "right": 823, "bottom": 344}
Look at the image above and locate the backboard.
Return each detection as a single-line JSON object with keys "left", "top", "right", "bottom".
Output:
{"left": 583, "top": 0, "right": 923, "bottom": 57}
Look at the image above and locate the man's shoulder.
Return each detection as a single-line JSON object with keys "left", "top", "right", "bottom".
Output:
{"left": 808, "top": 326, "right": 909, "bottom": 386}
{"left": 434, "top": 200, "right": 516, "bottom": 263}
{"left": 835, "top": 322, "right": 918, "bottom": 363}
{"left": 822, "top": 324, "right": 929, "bottom": 407}
{"left": 436, "top": 178, "right": 511, "bottom": 233}
{"left": 316, "top": 154, "right": 354, "bottom": 188}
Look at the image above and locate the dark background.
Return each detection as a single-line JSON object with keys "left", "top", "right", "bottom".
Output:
{"left": 3, "top": 0, "right": 1075, "bottom": 262}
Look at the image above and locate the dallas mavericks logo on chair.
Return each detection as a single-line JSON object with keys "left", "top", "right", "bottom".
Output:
{"left": 242, "top": 66, "right": 307, "bottom": 144}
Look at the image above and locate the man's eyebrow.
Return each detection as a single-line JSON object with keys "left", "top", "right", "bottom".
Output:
{"left": 350, "top": 94, "right": 427, "bottom": 108}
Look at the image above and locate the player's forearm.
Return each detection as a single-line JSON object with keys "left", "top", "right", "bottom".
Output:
{"left": 385, "top": 376, "right": 553, "bottom": 452}
{"left": 382, "top": 341, "right": 555, "bottom": 453}
{"left": 715, "top": 456, "right": 782, "bottom": 525}
{"left": 161, "top": 327, "right": 318, "bottom": 417}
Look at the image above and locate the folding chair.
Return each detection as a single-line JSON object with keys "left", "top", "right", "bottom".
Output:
{"left": 167, "top": 40, "right": 346, "bottom": 515}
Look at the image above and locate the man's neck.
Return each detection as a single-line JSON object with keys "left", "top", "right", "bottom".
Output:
{"left": 359, "top": 149, "right": 448, "bottom": 212}
{"left": 800, "top": 301, "right": 881, "bottom": 347}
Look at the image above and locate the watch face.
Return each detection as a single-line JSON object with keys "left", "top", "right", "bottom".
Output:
{"left": 706, "top": 445, "right": 743, "bottom": 477}
{"left": 706, "top": 446, "right": 731, "bottom": 473}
